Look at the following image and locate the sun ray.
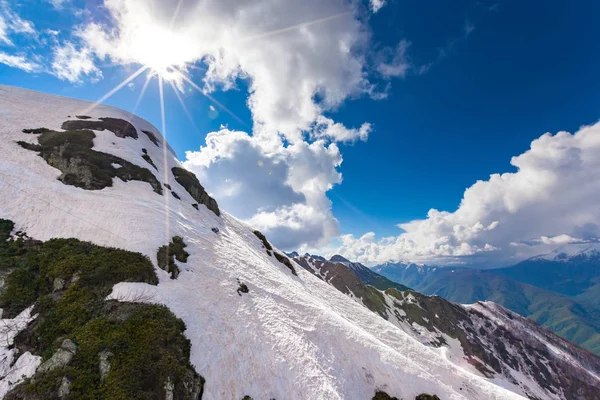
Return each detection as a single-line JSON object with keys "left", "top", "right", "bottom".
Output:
{"left": 175, "top": 69, "right": 249, "bottom": 128}
{"left": 81, "top": 65, "right": 148, "bottom": 115}
{"left": 132, "top": 71, "right": 153, "bottom": 116}
{"left": 241, "top": 11, "right": 350, "bottom": 43}
{"left": 158, "top": 76, "right": 171, "bottom": 245}
{"left": 168, "top": 79, "right": 202, "bottom": 135}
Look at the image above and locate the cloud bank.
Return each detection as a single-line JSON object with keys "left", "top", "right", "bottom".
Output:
{"left": 335, "top": 122, "right": 600, "bottom": 266}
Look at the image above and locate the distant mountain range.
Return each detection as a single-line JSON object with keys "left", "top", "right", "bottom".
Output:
{"left": 291, "top": 253, "right": 600, "bottom": 399}
{"left": 372, "top": 245, "right": 600, "bottom": 354}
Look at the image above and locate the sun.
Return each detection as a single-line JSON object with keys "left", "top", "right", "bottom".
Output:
{"left": 127, "top": 25, "right": 192, "bottom": 81}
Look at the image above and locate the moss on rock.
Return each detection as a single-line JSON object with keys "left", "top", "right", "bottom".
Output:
{"left": 17, "top": 127, "right": 162, "bottom": 195}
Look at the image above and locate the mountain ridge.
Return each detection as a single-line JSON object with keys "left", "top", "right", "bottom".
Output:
{"left": 0, "top": 85, "right": 532, "bottom": 399}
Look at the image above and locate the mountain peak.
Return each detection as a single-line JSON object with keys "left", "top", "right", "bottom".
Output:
{"left": 329, "top": 254, "right": 350, "bottom": 263}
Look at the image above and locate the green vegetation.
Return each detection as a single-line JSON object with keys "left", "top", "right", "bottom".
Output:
{"left": 171, "top": 167, "right": 220, "bottom": 216}
{"left": 253, "top": 230, "right": 273, "bottom": 251}
{"left": 0, "top": 219, "right": 203, "bottom": 399}
{"left": 61, "top": 117, "right": 138, "bottom": 139}
{"left": 142, "top": 130, "right": 160, "bottom": 147}
{"left": 17, "top": 126, "right": 162, "bottom": 194}
{"left": 141, "top": 148, "right": 157, "bottom": 170}
{"left": 157, "top": 236, "right": 189, "bottom": 279}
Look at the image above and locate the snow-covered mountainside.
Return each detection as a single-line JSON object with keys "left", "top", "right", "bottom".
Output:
{"left": 529, "top": 243, "right": 600, "bottom": 262}
{"left": 0, "top": 85, "right": 588, "bottom": 400}
{"left": 294, "top": 255, "right": 600, "bottom": 400}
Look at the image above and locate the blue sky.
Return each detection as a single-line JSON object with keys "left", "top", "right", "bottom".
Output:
{"left": 1, "top": 0, "right": 600, "bottom": 266}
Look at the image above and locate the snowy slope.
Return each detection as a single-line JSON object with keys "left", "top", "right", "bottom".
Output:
{"left": 295, "top": 254, "right": 600, "bottom": 400}
{"left": 0, "top": 85, "right": 529, "bottom": 400}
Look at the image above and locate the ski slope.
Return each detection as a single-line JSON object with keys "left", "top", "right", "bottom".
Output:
{"left": 0, "top": 85, "right": 526, "bottom": 399}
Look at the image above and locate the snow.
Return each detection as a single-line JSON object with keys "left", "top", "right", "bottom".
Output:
{"left": 0, "top": 85, "right": 527, "bottom": 400}
{"left": 0, "top": 307, "right": 41, "bottom": 398}
{"left": 531, "top": 242, "right": 600, "bottom": 261}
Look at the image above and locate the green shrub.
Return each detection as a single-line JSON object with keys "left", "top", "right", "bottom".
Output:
{"left": 0, "top": 220, "right": 203, "bottom": 400}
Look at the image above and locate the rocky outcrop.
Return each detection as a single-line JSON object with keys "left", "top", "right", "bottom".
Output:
{"left": 61, "top": 117, "right": 138, "bottom": 139}
{"left": 18, "top": 127, "right": 162, "bottom": 194}
{"left": 36, "top": 339, "right": 77, "bottom": 374}
{"left": 172, "top": 167, "right": 220, "bottom": 216}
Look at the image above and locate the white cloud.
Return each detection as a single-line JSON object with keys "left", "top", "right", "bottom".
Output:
{"left": 45, "top": 0, "right": 70, "bottom": 9}
{"left": 77, "top": 0, "right": 372, "bottom": 142}
{"left": 312, "top": 115, "right": 371, "bottom": 143}
{"left": 334, "top": 121, "right": 600, "bottom": 266}
{"left": 73, "top": 0, "right": 380, "bottom": 249}
{"left": 0, "top": 52, "right": 41, "bottom": 72}
{"left": 377, "top": 39, "right": 411, "bottom": 79}
{"left": 51, "top": 42, "right": 102, "bottom": 83}
{"left": 370, "top": 0, "right": 386, "bottom": 13}
{"left": 183, "top": 128, "right": 343, "bottom": 249}
{"left": 0, "top": 1, "right": 36, "bottom": 45}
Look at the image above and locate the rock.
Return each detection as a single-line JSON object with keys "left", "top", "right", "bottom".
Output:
{"left": 182, "top": 370, "right": 205, "bottom": 399}
{"left": 37, "top": 339, "right": 77, "bottom": 374}
{"left": 53, "top": 278, "right": 65, "bottom": 292}
{"left": 164, "top": 377, "right": 174, "bottom": 400}
{"left": 58, "top": 376, "right": 71, "bottom": 398}
{"left": 98, "top": 351, "right": 113, "bottom": 381}
{"left": 70, "top": 273, "right": 80, "bottom": 284}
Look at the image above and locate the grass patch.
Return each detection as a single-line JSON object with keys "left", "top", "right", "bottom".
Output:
{"left": 0, "top": 219, "right": 204, "bottom": 399}
{"left": 17, "top": 127, "right": 162, "bottom": 194}
{"left": 171, "top": 167, "right": 220, "bottom": 216}
{"left": 157, "top": 236, "right": 189, "bottom": 279}
{"left": 142, "top": 130, "right": 160, "bottom": 147}
{"left": 61, "top": 117, "right": 138, "bottom": 139}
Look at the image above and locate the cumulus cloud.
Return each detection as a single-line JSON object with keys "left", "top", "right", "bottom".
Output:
{"left": 312, "top": 115, "right": 371, "bottom": 143}
{"left": 334, "top": 122, "right": 600, "bottom": 266}
{"left": 0, "top": 52, "right": 41, "bottom": 72}
{"left": 183, "top": 128, "right": 343, "bottom": 249}
{"left": 77, "top": 0, "right": 372, "bottom": 142}
{"left": 51, "top": 42, "right": 102, "bottom": 83}
{"left": 68, "top": 0, "right": 380, "bottom": 249}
